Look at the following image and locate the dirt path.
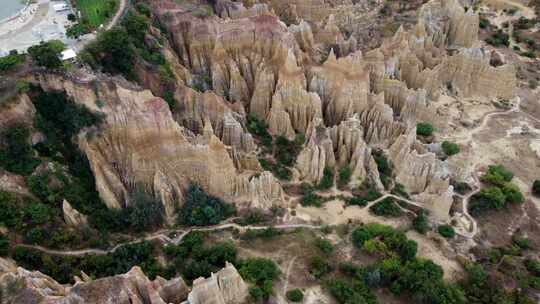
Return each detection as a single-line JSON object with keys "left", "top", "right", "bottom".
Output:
{"left": 282, "top": 256, "right": 298, "bottom": 297}
{"left": 19, "top": 223, "right": 323, "bottom": 256}
{"left": 106, "top": 0, "right": 128, "bottom": 30}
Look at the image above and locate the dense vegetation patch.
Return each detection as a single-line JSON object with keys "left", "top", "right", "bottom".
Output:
{"left": 28, "top": 40, "right": 65, "bottom": 69}
{"left": 164, "top": 232, "right": 236, "bottom": 282}
{"left": 437, "top": 225, "right": 455, "bottom": 238}
{"left": 372, "top": 150, "right": 393, "bottom": 189}
{"left": 238, "top": 258, "right": 281, "bottom": 301}
{"left": 13, "top": 241, "right": 163, "bottom": 284}
{"left": 417, "top": 122, "right": 434, "bottom": 137}
{"left": 0, "top": 124, "right": 40, "bottom": 175}
{"left": 0, "top": 51, "right": 26, "bottom": 72}
{"left": 286, "top": 289, "right": 304, "bottom": 302}
{"left": 177, "top": 184, "right": 235, "bottom": 226}
{"left": 369, "top": 197, "right": 402, "bottom": 217}
{"left": 412, "top": 211, "right": 430, "bottom": 234}
{"left": 470, "top": 165, "right": 524, "bottom": 216}
{"left": 441, "top": 141, "right": 460, "bottom": 156}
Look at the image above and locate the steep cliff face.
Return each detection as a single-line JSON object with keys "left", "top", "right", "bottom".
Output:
{"left": 35, "top": 73, "right": 285, "bottom": 222}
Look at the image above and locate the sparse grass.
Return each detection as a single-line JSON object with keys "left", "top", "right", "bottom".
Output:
{"left": 76, "top": 0, "right": 118, "bottom": 29}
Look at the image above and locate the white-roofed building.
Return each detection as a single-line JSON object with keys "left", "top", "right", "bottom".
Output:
{"left": 61, "top": 48, "right": 77, "bottom": 61}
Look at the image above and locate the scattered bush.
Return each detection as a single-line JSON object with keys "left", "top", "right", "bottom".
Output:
{"left": 240, "top": 227, "right": 282, "bottom": 241}
{"left": 370, "top": 198, "right": 402, "bottom": 217}
{"left": 417, "top": 122, "right": 434, "bottom": 137}
{"left": 412, "top": 212, "right": 430, "bottom": 234}
{"left": 314, "top": 238, "right": 334, "bottom": 255}
{"left": 438, "top": 225, "right": 455, "bottom": 238}
{"left": 310, "top": 256, "right": 332, "bottom": 279}
{"left": 178, "top": 184, "right": 235, "bottom": 226}
{"left": 442, "top": 141, "right": 460, "bottom": 156}
{"left": 486, "top": 30, "right": 510, "bottom": 47}
{"left": 286, "top": 288, "right": 304, "bottom": 302}
{"left": 479, "top": 17, "right": 491, "bottom": 29}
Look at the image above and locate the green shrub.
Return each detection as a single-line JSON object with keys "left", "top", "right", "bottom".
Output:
{"left": 275, "top": 134, "right": 304, "bottom": 167}
{"left": 525, "top": 259, "right": 540, "bottom": 276}
{"left": 318, "top": 167, "right": 334, "bottom": 190}
{"left": 438, "top": 225, "right": 455, "bottom": 238}
{"left": 0, "top": 53, "right": 25, "bottom": 72}
{"left": 417, "top": 122, "right": 434, "bottom": 136}
{"left": 501, "top": 183, "right": 524, "bottom": 204}
{"left": 0, "top": 234, "right": 9, "bottom": 256}
{"left": 481, "top": 165, "right": 513, "bottom": 186}
{"left": 454, "top": 182, "right": 471, "bottom": 195}
{"left": 178, "top": 184, "right": 235, "bottom": 226}
{"left": 338, "top": 167, "right": 352, "bottom": 188}
{"left": 238, "top": 258, "right": 280, "bottom": 299}
{"left": 84, "top": 27, "right": 136, "bottom": 79}
{"left": 391, "top": 183, "right": 410, "bottom": 199}
{"left": 0, "top": 191, "right": 23, "bottom": 229}
{"left": 325, "top": 279, "right": 377, "bottom": 304}
{"left": 246, "top": 115, "right": 272, "bottom": 147}
{"left": 469, "top": 187, "right": 506, "bottom": 216}
{"left": 240, "top": 228, "right": 282, "bottom": 241}
{"left": 372, "top": 150, "right": 392, "bottom": 189}
{"left": 0, "top": 124, "right": 40, "bottom": 175}
{"left": 442, "top": 141, "right": 460, "bottom": 156}
{"left": 533, "top": 180, "right": 540, "bottom": 197}
{"left": 486, "top": 30, "right": 510, "bottom": 47}
{"left": 301, "top": 191, "right": 323, "bottom": 207}
{"left": 310, "top": 256, "right": 332, "bottom": 278}
{"left": 286, "top": 288, "right": 304, "bottom": 302}
{"left": 412, "top": 212, "right": 430, "bottom": 234}
{"left": 479, "top": 17, "right": 490, "bottom": 29}
{"left": 314, "top": 238, "right": 334, "bottom": 255}
{"left": 370, "top": 198, "right": 402, "bottom": 217}
{"left": 28, "top": 40, "right": 65, "bottom": 69}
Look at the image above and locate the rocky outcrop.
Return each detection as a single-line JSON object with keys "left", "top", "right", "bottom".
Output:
{"left": 308, "top": 50, "right": 370, "bottom": 126}
{"left": 187, "top": 262, "right": 248, "bottom": 304}
{"left": 0, "top": 263, "right": 190, "bottom": 304}
{"left": 35, "top": 73, "right": 285, "bottom": 222}
{"left": 62, "top": 199, "right": 88, "bottom": 228}
{"left": 417, "top": 0, "right": 479, "bottom": 48}
{"left": 388, "top": 132, "right": 453, "bottom": 221}
{"left": 297, "top": 116, "right": 383, "bottom": 189}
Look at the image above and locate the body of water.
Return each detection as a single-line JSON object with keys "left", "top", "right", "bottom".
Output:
{"left": 0, "top": 0, "right": 26, "bottom": 22}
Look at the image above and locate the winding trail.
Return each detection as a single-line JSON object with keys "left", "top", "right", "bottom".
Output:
{"left": 19, "top": 223, "right": 323, "bottom": 256}
{"left": 282, "top": 256, "right": 298, "bottom": 297}
{"left": 18, "top": 94, "right": 529, "bottom": 257}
